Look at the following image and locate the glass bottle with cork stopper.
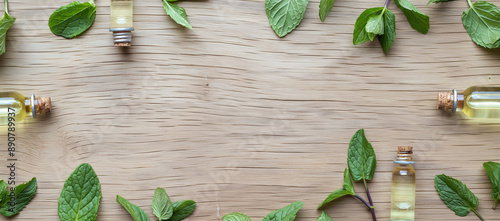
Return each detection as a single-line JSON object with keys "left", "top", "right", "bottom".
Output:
{"left": 109, "top": 0, "right": 134, "bottom": 46}
{"left": 0, "top": 92, "right": 51, "bottom": 125}
{"left": 438, "top": 87, "right": 500, "bottom": 118}
{"left": 391, "top": 146, "right": 416, "bottom": 221}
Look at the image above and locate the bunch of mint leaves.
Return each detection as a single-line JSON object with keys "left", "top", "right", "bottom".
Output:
{"left": 222, "top": 201, "right": 303, "bottom": 221}
{"left": 435, "top": 161, "right": 500, "bottom": 220}
{"left": 317, "top": 129, "right": 378, "bottom": 220}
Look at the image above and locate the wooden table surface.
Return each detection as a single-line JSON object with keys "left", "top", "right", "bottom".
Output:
{"left": 1, "top": 0, "right": 500, "bottom": 220}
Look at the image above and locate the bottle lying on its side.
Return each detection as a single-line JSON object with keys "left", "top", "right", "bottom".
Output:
{"left": 0, "top": 92, "right": 51, "bottom": 125}
{"left": 438, "top": 86, "right": 500, "bottom": 118}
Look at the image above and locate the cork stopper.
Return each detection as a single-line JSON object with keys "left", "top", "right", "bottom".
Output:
{"left": 398, "top": 146, "right": 413, "bottom": 152}
{"left": 437, "top": 92, "right": 454, "bottom": 111}
{"left": 35, "top": 97, "right": 51, "bottom": 115}
{"left": 114, "top": 42, "right": 131, "bottom": 47}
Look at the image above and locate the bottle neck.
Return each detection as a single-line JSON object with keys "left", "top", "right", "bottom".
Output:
{"left": 394, "top": 152, "right": 414, "bottom": 165}
{"left": 24, "top": 95, "right": 51, "bottom": 118}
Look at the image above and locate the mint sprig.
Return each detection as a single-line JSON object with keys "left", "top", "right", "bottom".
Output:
{"left": 435, "top": 174, "right": 484, "bottom": 220}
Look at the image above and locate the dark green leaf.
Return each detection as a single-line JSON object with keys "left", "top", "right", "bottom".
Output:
{"left": 347, "top": 129, "right": 377, "bottom": 182}
{"left": 117, "top": 195, "right": 150, "bottom": 221}
{"left": 395, "top": 0, "right": 429, "bottom": 34}
{"left": 222, "top": 212, "right": 252, "bottom": 221}
{"left": 0, "top": 12, "right": 15, "bottom": 56}
{"left": 483, "top": 161, "right": 500, "bottom": 209}
{"left": 58, "top": 163, "right": 101, "bottom": 221}
{"left": 170, "top": 200, "right": 196, "bottom": 221}
{"left": 0, "top": 180, "right": 7, "bottom": 204}
{"left": 318, "top": 168, "right": 356, "bottom": 209}
{"left": 319, "top": 0, "right": 335, "bottom": 22}
{"left": 263, "top": 201, "right": 303, "bottom": 221}
{"left": 266, "top": 0, "right": 309, "bottom": 37}
{"left": 162, "top": 0, "right": 192, "bottom": 29}
{"left": 0, "top": 177, "right": 37, "bottom": 217}
{"left": 152, "top": 188, "right": 173, "bottom": 221}
{"left": 427, "top": 0, "right": 454, "bottom": 4}
{"left": 353, "top": 7, "right": 385, "bottom": 45}
{"left": 317, "top": 211, "right": 332, "bottom": 221}
{"left": 377, "top": 8, "right": 396, "bottom": 53}
{"left": 434, "top": 174, "right": 480, "bottom": 217}
{"left": 462, "top": 1, "right": 500, "bottom": 48}
{"left": 48, "top": 0, "right": 96, "bottom": 38}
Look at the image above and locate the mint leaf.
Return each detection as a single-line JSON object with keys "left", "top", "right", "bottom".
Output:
{"left": 462, "top": 1, "right": 500, "bottom": 48}
{"left": 347, "top": 129, "right": 377, "bottom": 182}
{"left": 0, "top": 177, "right": 37, "bottom": 217}
{"left": 0, "top": 11, "right": 15, "bottom": 56}
{"left": 49, "top": 0, "right": 96, "bottom": 38}
{"left": 265, "top": 0, "right": 309, "bottom": 37}
{"left": 317, "top": 211, "right": 332, "bottom": 221}
{"left": 117, "top": 195, "right": 150, "bottom": 221}
{"left": 319, "top": 0, "right": 335, "bottom": 22}
{"left": 152, "top": 188, "right": 173, "bottom": 221}
{"left": 377, "top": 8, "right": 396, "bottom": 53}
{"left": 434, "top": 174, "right": 484, "bottom": 220}
{"left": 263, "top": 201, "right": 303, "bottom": 221}
{"left": 366, "top": 10, "right": 386, "bottom": 37}
{"left": 222, "top": 212, "right": 251, "bottom": 221}
{"left": 483, "top": 161, "right": 500, "bottom": 209}
{"left": 428, "top": 0, "right": 454, "bottom": 4}
{"left": 170, "top": 200, "right": 196, "bottom": 221}
{"left": 0, "top": 180, "right": 7, "bottom": 204}
{"left": 395, "top": 0, "right": 429, "bottom": 34}
{"left": 353, "top": 7, "right": 385, "bottom": 45}
{"left": 162, "top": 0, "right": 192, "bottom": 29}
{"left": 318, "top": 168, "right": 356, "bottom": 209}
{"left": 58, "top": 163, "right": 101, "bottom": 221}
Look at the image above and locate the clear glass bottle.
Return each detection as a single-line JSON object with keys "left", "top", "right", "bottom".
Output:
{"left": 391, "top": 146, "right": 416, "bottom": 221}
{"left": 0, "top": 92, "right": 51, "bottom": 125}
{"left": 110, "top": 0, "right": 134, "bottom": 46}
{"left": 438, "top": 86, "right": 500, "bottom": 118}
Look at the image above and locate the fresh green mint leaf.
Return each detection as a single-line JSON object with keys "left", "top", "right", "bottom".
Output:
{"left": 58, "top": 163, "right": 101, "bottom": 221}
{"left": 266, "top": 0, "right": 309, "bottom": 37}
{"left": 434, "top": 174, "right": 483, "bottom": 219}
{"left": 0, "top": 177, "right": 37, "bottom": 217}
{"left": 366, "top": 10, "right": 386, "bottom": 37}
{"left": 0, "top": 11, "right": 15, "bottom": 56}
{"left": 0, "top": 180, "right": 7, "bottom": 204}
{"left": 483, "top": 161, "right": 500, "bottom": 209}
{"left": 49, "top": 0, "right": 96, "bottom": 38}
{"left": 462, "top": 1, "right": 500, "bottom": 48}
{"left": 318, "top": 168, "right": 356, "bottom": 209}
{"left": 347, "top": 129, "right": 377, "bottom": 182}
{"left": 377, "top": 8, "right": 396, "bottom": 53}
{"left": 395, "top": 0, "right": 429, "bottom": 34}
{"left": 317, "top": 211, "right": 332, "bottom": 221}
{"left": 263, "top": 201, "right": 303, "bottom": 221}
{"left": 319, "top": 0, "right": 335, "bottom": 22}
{"left": 152, "top": 188, "right": 173, "bottom": 221}
{"left": 170, "top": 200, "right": 196, "bottom": 221}
{"left": 117, "top": 195, "right": 150, "bottom": 221}
{"left": 222, "top": 212, "right": 252, "bottom": 221}
{"left": 353, "top": 7, "right": 385, "bottom": 45}
{"left": 163, "top": 0, "right": 192, "bottom": 29}
{"left": 427, "top": 0, "right": 454, "bottom": 4}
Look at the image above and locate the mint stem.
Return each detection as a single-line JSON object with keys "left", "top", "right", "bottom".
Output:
{"left": 494, "top": 199, "right": 499, "bottom": 210}
{"left": 364, "top": 179, "right": 377, "bottom": 221}
{"left": 353, "top": 194, "right": 372, "bottom": 209}
{"left": 466, "top": 0, "right": 472, "bottom": 7}
{"left": 471, "top": 209, "right": 485, "bottom": 221}
{"left": 384, "top": 0, "right": 390, "bottom": 8}
{"left": 4, "top": 0, "right": 8, "bottom": 14}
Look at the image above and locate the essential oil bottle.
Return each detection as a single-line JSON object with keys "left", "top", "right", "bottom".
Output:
{"left": 391, "top": 146, "right": 416, "bottom": 221}
{"left": 110, "top": 0, "right": 134, "bottom": 46}
{"left": 438, "top": 86, "right": 500, "bottom": 118}
{"left": 0, "top": 92, "right": 51, "bottom": 125}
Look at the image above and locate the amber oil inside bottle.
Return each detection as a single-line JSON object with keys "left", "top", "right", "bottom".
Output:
{"left": 0, "top": 92, "right": 51, "bottom": 125}
{"left": 391, "top": 146, "right": 416, "bottom": 221}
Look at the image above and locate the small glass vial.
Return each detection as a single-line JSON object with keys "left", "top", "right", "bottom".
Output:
{"left": 438, "top": 87, "right": 500, "bottom": 118}
{"left": 0, "top": 92, "right": 51, "bottom": 125}
{"left": 391, "top": 146, "right": 416, "bottom": 221}
{"left": 110, "top": 0, "right": 134, "bottom": 46}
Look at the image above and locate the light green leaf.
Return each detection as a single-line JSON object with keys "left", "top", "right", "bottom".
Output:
{"left": 395, "top": 0, "right": 429, "bottom": 34}
{"left": 483, "top": 161, "right": 500, "bottom": 209}
{"left": 263, "top": 201, "right": 303, "bottom": 221}
{"left": 319, "top": 0, "right": 335, "bottom": 22}
{"left": 427, "top": 0, "right": 454, "bottom": 4}
{"left": 317, "top": 211, "right": 332, "bottom": 221}
{"left": 366, "top": 10, "right": 385, "bottom": 38}
{"left": 462, "top": 1, "right": 500, "bottom": 48}
{"left": 117, "top": 195, "right": 150, "bottom": 221}
{"left": 265, "top": 0, "right": 309, "bottom": 37}
{"left": 162, "top": 0, "right": 192, "bottom": 29}
{"left": 0, "top": 12, "right": 15, "bottom": 56}
{"left": 0, "top": 177, "right": 37, "bottom": 217}
{"left": 377, "top": 8, "right": 396, "bottom": 53}
{"left": 170, "top": 200, "right": 196, "bottom": 221}
{"left": 48, "top": 0, "right": 96, "bottom": 38}
{"left": 434, "top": 174, "right": 482, "bottom": 218}
{"left": 353, "top": 7, "right": 385, "bottom": 45}
{"left": 318, "top": 168, "right": 356, "bottom": 209}
{"left": 58, "top": 163, "right": 101, "bottom": 221}
{"left": 347, "top": 129, "right": 377, "bottom": 182}
{"left": 152, "top": 188, "right": 173, "bottom": 221}
{"left": 223, "top": 212, "right": 252, "bottom": 221}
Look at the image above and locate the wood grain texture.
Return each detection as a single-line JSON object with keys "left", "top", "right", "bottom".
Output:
{"left": 1, "top": 0, "right": 500, "bottom": 220}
